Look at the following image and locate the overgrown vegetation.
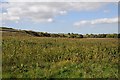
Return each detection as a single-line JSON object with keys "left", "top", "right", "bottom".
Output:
{"left": 1, "top": 28, "right": 119, "bottom": 78}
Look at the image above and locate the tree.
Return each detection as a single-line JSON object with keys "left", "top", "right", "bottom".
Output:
{"left": 25, "top": 30, "right": 40, "bottom": 37}
{"left": 76, "top": 34, "right": 83, "bottom": 38}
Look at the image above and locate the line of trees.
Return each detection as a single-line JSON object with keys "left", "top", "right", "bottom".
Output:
{"left": 1, "top": 27, "right": 119, "bottom": 38}
{"left": 24, "top": 30, "right": 120, "bottom": 38}
{"left": 84, "top": 34, "right": 119, "bottom": 38}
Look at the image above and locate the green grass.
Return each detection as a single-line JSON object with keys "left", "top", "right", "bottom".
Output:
{"left": 2, "top": 36, "right": 119, "bottom": 78}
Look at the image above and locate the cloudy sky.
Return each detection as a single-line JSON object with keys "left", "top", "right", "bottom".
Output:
{"left": 0, "top": 0, "right": 118, "bottom": 34}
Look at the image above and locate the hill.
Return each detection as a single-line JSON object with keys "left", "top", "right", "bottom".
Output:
{"left": 0, "top": 27, "right": 119, "bottom": 38}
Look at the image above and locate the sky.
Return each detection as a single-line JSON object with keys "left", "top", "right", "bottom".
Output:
{"left": 0, "top": 0, "right": 119, "bottom": 34}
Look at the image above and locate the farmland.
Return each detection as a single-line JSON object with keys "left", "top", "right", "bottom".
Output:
{"left": 1, "top": 27, "right": 119, "bottom": 78}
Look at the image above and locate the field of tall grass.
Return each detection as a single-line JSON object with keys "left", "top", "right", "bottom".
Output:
{"left": 2, "top": 36, "right": 119, "bottom": 78}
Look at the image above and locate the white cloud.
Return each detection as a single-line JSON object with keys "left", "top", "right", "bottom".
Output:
{"left": 74, "top": 17, "right": 118, "bottom": 27}
{"left": 1, "top": 2, "right": 108, "bottom": 23}
{"left": 7, "top": 0, "right": 119, "bottom": 2}
{"left": 59, "top": 11, "right": 67, "bottom": 15}
{"left": 2, "top": 12, "right": 20, "bottom": 21}
{"left": 47, "top": 18, "right": 53, "bottom": 22}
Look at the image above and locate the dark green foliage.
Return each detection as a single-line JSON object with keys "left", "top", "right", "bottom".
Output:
{"left": 118, "top": 33, "right": 120, "bottom": 38}
{"left": 0, "top": 27, "right": 18, "bottom": 32}
{"left": 0, "top": 27, "right": 14, "bottom": 30}
{"left": 106, "top": 34, "right": 118, "bottom": 38}
{"left": 24, "top": 30, "right": 40, "bottom": 37}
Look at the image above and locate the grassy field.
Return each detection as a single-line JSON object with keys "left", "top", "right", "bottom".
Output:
{"left": 2, "top": 35, "right": 119, "bottom": 78}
